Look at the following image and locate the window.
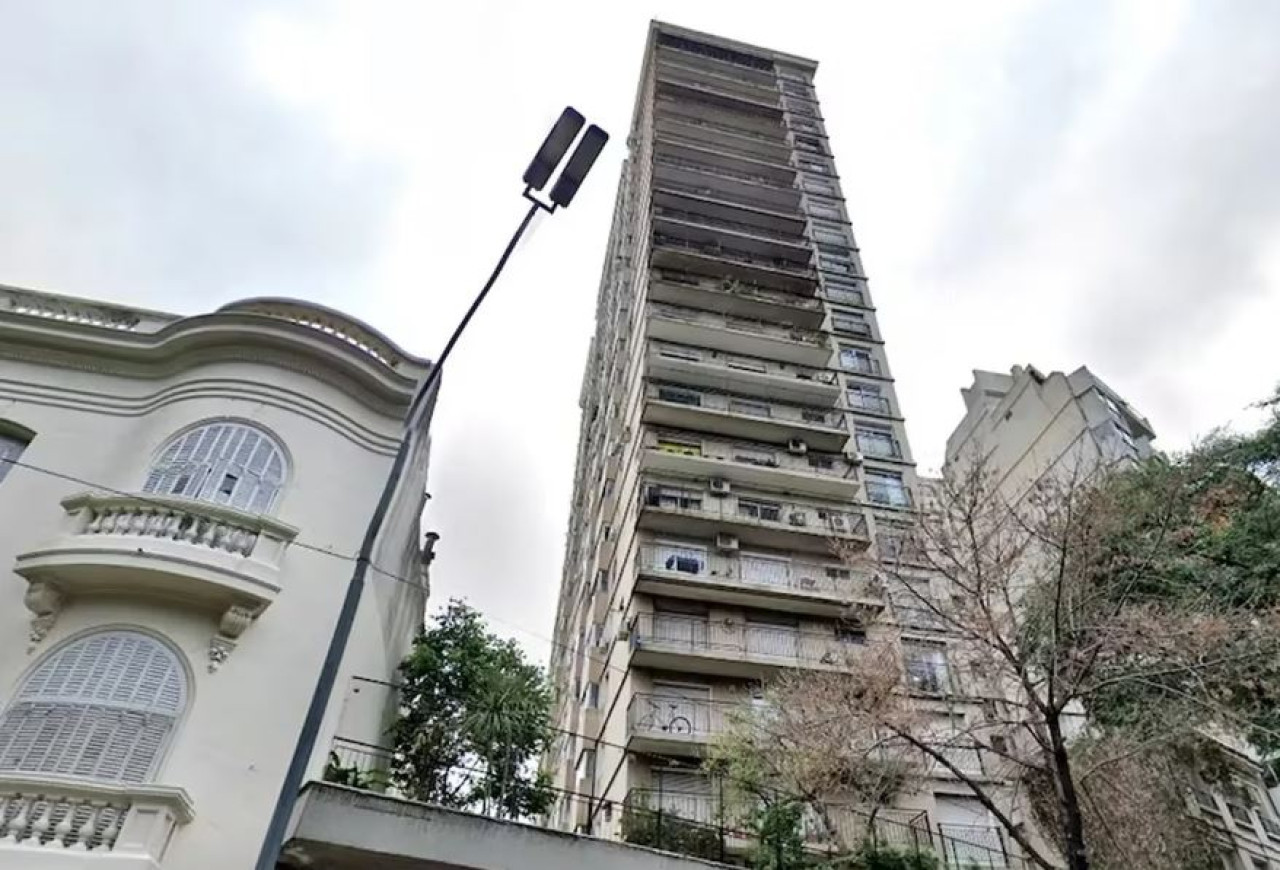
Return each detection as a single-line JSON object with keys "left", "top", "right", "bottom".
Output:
{"left": 802, "top": 177, "right": 837, "bottom": 197}
{"left": 856, "top": 426, "right": 900, "bottom": 459}
{"left": 839, "top": 346, "right": 879, "bottom": 375}
{"left": 807, "top": 201, "right": 843, "bottom": 221}
{"left": 726, "top": 355, "right": 768, "bottom": 373}
{"left": 0, "top": 429, "right": 30, "bottom": 486}
{"left": 730, "top": 398, "right": 771, "bottom": 418}
{"left": 733, "top": 445, "right": 777, "bottom": 467}
{"left": 659, "top": 345, "right": 702, "bottom": 362}
{"left": 813, "top": 227, "right": 850, "bottom": 247}
{"left": 657, "top": 437, "right": 701, "bottom": 457}
{"left": 819, "top": 255, "right": 855, "bottom": 275}
{"left": 904, "top": 643, "right": 950, "bottom": 695}
{"left": 145, "top": 421, "right": 286, "bottom": 513}
{"left": 832, "top": 312, "right": 871, "bottom": 337}
{"left": 657, "top": 385, "right": 703, "bottom": 407}
{"left": 848, "top": 383, "right": 890, "bottom": 414}
{"left": 645, "top": 486, "right": 702, "bottom": 511}
{"left": 0, "top": 631, "right": 187, "bottom": 783}
{"left": 656, "top": 543, "right": 706, "bottom": 575}
{"left": 866, "top": 469, "right": 911, "bottom": 507}
{"left": 807, "top": 453, "right": 834, "bottom": 470}
{"left": 738, "top": 499, "right": 782, "bottom": 522}
{"left": 584, "top": 682, "right": 601, "bottom": 709}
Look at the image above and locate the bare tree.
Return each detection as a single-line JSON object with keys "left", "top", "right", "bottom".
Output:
{"left": 710, "top": 455, "right": 1280, "bottom": 870}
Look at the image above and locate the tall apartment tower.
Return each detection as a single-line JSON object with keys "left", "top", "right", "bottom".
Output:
{"left": 548, "top": 22, "right": 934, "bottom": 841}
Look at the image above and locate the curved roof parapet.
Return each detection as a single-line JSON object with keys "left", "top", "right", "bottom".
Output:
{"left": 217, "top": 297, "right": 426, "bottom": 371}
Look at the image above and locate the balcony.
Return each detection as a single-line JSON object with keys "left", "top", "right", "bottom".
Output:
{"left": 0, "top": 774, "right": 194, "bottom": 867}
{"left": 654, "top": 112, "right": 793, "bottom": 164}
{"left": 637, "top": 480, "right": 869, "bottom": 555}
{"left": 641, "top": 432, "right": 859, "bottom": 499}
{"left": 655, "top": 38, "right": 779, "bottom": 86}
{"left": 626, "top": 693, "right": 737, "bottom": 755}
{"left": 653, "top": 77, "right": 784, "bottom": 127}
{"left": 646, "top": 303, "right": 830, "bottom": 367}
{"left": 634, "top": 543, "right": 883, "bottom": 618}
{"left": 652, "top": 204, "right": 809, "bottom": 260}
{"left": 655, "top": 55, "right": 780, "bottom": 107}
{"left": 628, "top": 612, "right": 870, "bottom": 678}
{"left": 654, "top": 144, "right": 797, "bottom": 193}
{"left": 648, "top": 340, "right": 841, "bottom": 406}
{"left": 653, "top": 156, "right": 803, "bottom": 221}
{"left": 649, "top": 270, "right": 825, "bottom": 330}
{"left": 14, "top": 492, "right": 297, "bottom": 642}
{"left": 643, "top": 382, "right": 849, "bottom": 453}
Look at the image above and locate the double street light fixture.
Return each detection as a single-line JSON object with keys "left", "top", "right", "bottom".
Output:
{"left": 255, "top": 107, "right": 608, "bottom": 870}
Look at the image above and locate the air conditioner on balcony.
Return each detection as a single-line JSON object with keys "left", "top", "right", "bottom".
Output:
{"left": 789, "top": 511, "right": 808, "bottom": 527}
{"left": 709, "top": 478, "right": 731, "bottom": 497}
{"left": 716, "top": 533, "right": 740, "bottom": 552}
{"left": 830, "top": 515, "right": 851, "bottom": 533}
{"left": 788, "top": 438, "right": 808, "bottom": 455}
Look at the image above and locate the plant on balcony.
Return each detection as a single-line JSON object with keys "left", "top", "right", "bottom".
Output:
{"left": 389, "top": 600, "right": 554, "bottom": 820}
{"left": 322, "top": 751, "right": 390, "bottom": 791}
{"left": 621, "top": 797, "right": 724, "bottom": 861}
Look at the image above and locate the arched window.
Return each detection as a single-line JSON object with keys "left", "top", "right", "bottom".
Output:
{"left": 144, "top": 421, "right": 287, "bottom": 513}
{"left": 0, "top": 631, "right": 188, "bottom": 783}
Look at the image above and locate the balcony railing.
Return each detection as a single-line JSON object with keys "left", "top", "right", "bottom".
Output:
{"left": 657, "top": 111, "right": 787, "bottom": 146}
{"left": 650, "top": 340, "right": 841, "bottom": 393}
{"left": 654, "top": 154, "right": 794, "bottom": 192}
{"left": 653, "top": 205, "right": 807, "bottom": 245}
{"left": 646, "top": 433, "right": 857, "bottom": 481}
{"left": 646, "top": 383, "right": 846, "bottom": 431}
{"left": 629, "top": 612, "right": 870, "bottom": 669}
{"left": 637, "top": 545, "right": 876, "bottom": 602}
{"left": 653, "top": 234, "right": 815, "bottom": 278}
{"left": 656, "top": 178, "right": 803, "bottom": 217}
{"left": 0, "top": 774, "right": 193, "bottom": 860}
{"left": 656, "top": 57, "right": 781, "bottom": 103}
{"left": 653, "top": 270, "right": 823, "bottom": 313}
{"left": 648, "top": 303, "right": 826, "bottom": 347}
{"left": 627, "top": 693, "right": 737, "bottom": 744}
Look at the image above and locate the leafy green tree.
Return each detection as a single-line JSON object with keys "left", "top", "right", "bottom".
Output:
{"left": 389, "top": 600, "right": 554, "bottom": 819}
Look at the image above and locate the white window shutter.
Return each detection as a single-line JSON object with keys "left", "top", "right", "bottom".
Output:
{"left": 143, "top": 421, "right": 286, "bottom": 514}
{"left": 0, "top": 631, "right": 187, "bottom": 783}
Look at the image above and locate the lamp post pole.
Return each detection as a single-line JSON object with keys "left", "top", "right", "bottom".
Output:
{"left": 254, "top": 107, "right": 607, "bottom": 870}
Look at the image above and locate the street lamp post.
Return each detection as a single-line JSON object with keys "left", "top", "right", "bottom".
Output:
{"left": 254, "top": 107, "right": 608, "bottom": 870}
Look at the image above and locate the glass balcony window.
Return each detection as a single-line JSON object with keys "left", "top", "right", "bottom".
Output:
{"left": 848, "top": 383, "right": 891, "bottom": 414}
{"left": 833, "top": 312, "right": 872, "bottom": 337}
{"left": 840, "top": 347, "right": 881, "bottom": 375}
{"left": 856, "top": 427, "right": 901, "bottom": 459}
{"left": 904, "top": 644, "right": 950, "bottom": 695}
{"left": 866, "top": 470, "right": 910, "bottom": 507}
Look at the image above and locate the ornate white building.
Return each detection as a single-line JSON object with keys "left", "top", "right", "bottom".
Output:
{"left": 0, "top": 284, "right": 436, "bottom": 869}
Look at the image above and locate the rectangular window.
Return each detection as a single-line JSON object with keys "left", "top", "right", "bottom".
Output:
{"left": 658, "top": 386, "right": 703, "bottom": 406}
{"left": 856, "top": 426, "right": 900, "bottom": 459}
{"left": 726, "top": 355, "right": 768, "bottom": 373}
{"left": 738, "top": 499, "right": 782, "bottom": 522}
{"left": 807, "top": 453, "right": 835, "bottom": 470}
{"left": 646, "top": 486, "right": 703, "bottom": 511}
{"left": 0, "top": 433, "right": 29, "bottom": 485}
{"left": 798, "top": 156, "right": 834, "bottom": 175}
{"left": 824, "top": 284, "right": 864, "bottom": 306}
{"left": 819, "top": 256, "right": 855, "bottom": 275}
{"left": 904, "top": 644, "right": 950, "bottom": 695}
{"left": 657, "top": 438, "right": 702, "bottom": 456}
{"left": 802, "top": 177, "right": 837, "bottom": 196}
{"left": 866, "top": 469, "right": 910, "bottom": 507}
{"left": 832, "top": 312, "right": 871, "bottom": 337}
{"left": 584, "top": 681, "right": 601, "bottom": 708}
{"left": 576, "top": 748, "right": 596, "bottom": 779}
{"left": 733, "top": 445, "right": 777, "bottom": 467}
{"left": 655, "top": 542, "right": 707, "bottom": 574}
{"left": 840, "top": 346, "right": 879, "bottom": 375}
{"left": 814, "top": 227, "right": 850, "bottom": 247}
{"left": 847, "top": 383, "right": 889, "bottom": 413}
{"left": 659, "top": 345, "right": 702, "bottom": 362}
{"left": 730, "top": 398, "right": 772, "bottom": 418}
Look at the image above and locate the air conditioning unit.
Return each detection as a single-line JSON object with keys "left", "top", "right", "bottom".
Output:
{"left": 709, "top": 478, "right": 731, "bottom": 497}
{"left": 788, "top": 511, "right": 808, "bottom": 527}
{"left": 830, "top": 515, "right": 850, "bottom": 533}
{"left": 788, "top": 438, "right": 808, "bottom": 455}
{"left": 716, "top": 532, "right": 740, "bottom": 552}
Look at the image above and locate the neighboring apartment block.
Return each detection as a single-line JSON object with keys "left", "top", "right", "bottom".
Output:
{"left": 945, "top": 365, "right": 1280, "bottom": 869}
{"left": 547, "top": 21, "right": 1022, "bottom": 865}
{"left": 0, "top": 285, "right": 435, "bottom": 869}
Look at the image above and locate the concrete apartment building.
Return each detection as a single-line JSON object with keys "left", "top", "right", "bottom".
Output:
{"left": 0, "top": 284, "right": 435, "bottom": 869}
{"left": 945, "top": 365, "right": 1280, "bottom": 869}
{"left": 547, "top": 22, "right": 1024, "bottom": 865}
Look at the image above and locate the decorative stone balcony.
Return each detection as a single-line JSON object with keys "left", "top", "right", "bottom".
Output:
{"left": 0, "top": 774, "right": 194, "bottom": 867}
{"left": 14, "top": 492, "right": 297, "bottom": 669}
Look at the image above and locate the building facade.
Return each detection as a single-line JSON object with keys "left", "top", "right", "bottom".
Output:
{"left": 547, "top": 22, "right": 1020, "bottom": 863}
{"left": 945, "top": 365, "right": 1280, "bottom": 869}
{"left": 0, "top": 284, "right": 435, "bottom": 869}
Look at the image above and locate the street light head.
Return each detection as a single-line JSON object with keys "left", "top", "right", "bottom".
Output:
{"left": 523, "top": 107, "right": 585, "bottom": 192}
{"left": 549, "top": 124, "right": 609, "bottom": 209}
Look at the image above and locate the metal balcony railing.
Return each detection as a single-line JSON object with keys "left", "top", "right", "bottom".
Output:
{"left": 656, "top": 179, "right": 804, "bottom": 218}
{"left": 653, "top": 270, "right": 823, "bottom": 312}
{"left": 629, "top": 612, "right": 870, "bottom": 668}
{"left": 648, "top": 302, "right": 826, "bottom": 347}
{"left": 657, "top": 111, "right": 788, "bottom": 145}
{"left": 637, "top": 544, "right": 876, "bottom": 602}
{"left": 652, "top": 205, "right": 807, "bottom": 245}
{"left": 647, "top": 433, "right": 857, "bottom": 480}
{"left": 651, "top": 340, "right": 840, "bottom": 391}
{"left": 646, "top": 383, "right": 846, "bottom": 430}
{"left": 626, "top": 693, "right": 737, "bottom": 743}
{"left": 652, "top": 234, "right": 816, "bottom": 278}
{"left": 654, "top": 153, "right": 795, "bottom": 192}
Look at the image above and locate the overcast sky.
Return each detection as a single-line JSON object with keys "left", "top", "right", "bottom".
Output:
{"left": 3, "top": 1, "right": 1279, "bottom": 662}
